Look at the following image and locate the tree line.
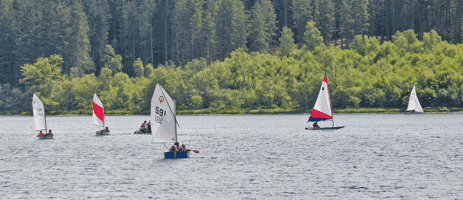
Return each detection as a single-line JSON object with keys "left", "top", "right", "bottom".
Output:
{"left": 2, "top": 27, "right": 463, "bottom": 115}
{"left": 1, "top": 0, "right": 463, "bottom": 87}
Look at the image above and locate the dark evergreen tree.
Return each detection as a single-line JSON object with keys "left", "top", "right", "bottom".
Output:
{"left": 152, "top": 0, "right": 175, "bottom": 65}
{"left": 248, "top": 0, "right": 277, "bottom": 52}
{"left": 0, "top": 1, "right": 18, "bottom": 85}
{"left": 84, "top": 0, "right": 110, "bottom": 76}
{"left": 215, "top": 0, "right": 248, "bottom": 59}
{"left": 173, "top": 0, "right": 204, "bottom": 65}
{"left": 292, "top": 0, "right": 313, "bottom": 47}
{"left": 200, "top": 0, "right": 218, "bottom": 62}
{"left": 316, "top": 0, "right": 335, "bottom": 45}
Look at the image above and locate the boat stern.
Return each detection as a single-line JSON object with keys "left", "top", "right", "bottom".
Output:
{"left": 164, "top": 151, "right": 190, "bottom": 159}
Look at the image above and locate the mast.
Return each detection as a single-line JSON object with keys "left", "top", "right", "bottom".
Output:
{"left": 174, "top": 100, "right": 177, "bottom": 142}
{"left": 38, "top": 93, "right": 48, "bottom": 132}
{"left": 102, "top": 97, "right": 105, "bottom": 130}
{"left": 158, "top": 85, "right": 178, "bottom": 142}
{"left": 42, "top": 93, "right": 48, "bottom": 132}
{"left": 174, "top": 115, "right": 177, "bottom": 142}
{"left": 44, "top": 110, "right": 48, "bottom": 132}
{"left": 326, "top": 73, "right": 334, "bottom": 127}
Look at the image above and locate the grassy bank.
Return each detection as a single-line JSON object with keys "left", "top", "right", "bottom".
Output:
{"left": 179, "top": 107, "right": 463, "bottom": 115}
{"left": 177, "top": 107, "right": 299, "bottom": 115}
{"left": 8, "top": 106, "right": 463, "bottom": 116}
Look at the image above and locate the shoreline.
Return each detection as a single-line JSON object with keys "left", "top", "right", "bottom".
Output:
{"left": 3, "top": 107, "right": 463, "bottom": 116}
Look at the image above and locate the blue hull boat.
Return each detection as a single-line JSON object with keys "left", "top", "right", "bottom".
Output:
{"left": 164, "top": 151, "right": 190, "bottom": 159}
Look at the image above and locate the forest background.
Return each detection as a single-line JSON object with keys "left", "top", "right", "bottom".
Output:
{"left": 1, "top": 0, "right": 463, "bottom": 115}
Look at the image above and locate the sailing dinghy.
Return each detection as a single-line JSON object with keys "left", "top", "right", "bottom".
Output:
{"left": 405, "top": 85, "right": 424, "bottom": 114}
{"left": 151, "top": 83, "right": 189, "bottom": 159}
{"left": 305, "top": 74, "right": 345, "bottom": 130}
{"left": 93, "top": 93, "right": 109, "bottom": 136}
{"left": 33, "top": 93, "right": 53, "bottom": 139}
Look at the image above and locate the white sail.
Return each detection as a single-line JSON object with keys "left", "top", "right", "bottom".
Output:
{"left": 308, "top": 74, "right": 333, "bottom": 122}
{"left": 406, "top": 85, "right": 424, "bottom": 112}
{"left": 151, "top": 84, "right": 177, "bottom": 143}
{"left": 32, "top": 93, "right": 47, "bottom": 131}
{"left": 93, "top": 93, "right": 105, "bottom": 128}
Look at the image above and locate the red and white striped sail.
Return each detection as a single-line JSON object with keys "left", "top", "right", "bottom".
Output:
{"left": 308, "top": 74, "right": 333, "bottom": 122}
{"left": 93, "top": 93, "right": 104, "bottom": 128}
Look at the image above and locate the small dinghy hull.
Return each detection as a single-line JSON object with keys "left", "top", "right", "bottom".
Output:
{"left": 38, "top": 135, "right": 53, "bottom": 139}
{"left": 134, "top": 130, "right": 151, "bottom": 134}
{"left": 96, "top": 130, "right": 110, "bottom": 136}
{"left": 306, "top": 125, "right": 345, "bottom": 130}
{"left": 164, "top": 151, "right": 190, "bottom": 159}
{"left": 404, "top": 111, "right": 424, "bottom": 115}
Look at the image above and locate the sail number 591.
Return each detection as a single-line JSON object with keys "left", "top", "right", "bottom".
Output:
{"left": 155, "top": 106, "right": 167, "bottom": 116}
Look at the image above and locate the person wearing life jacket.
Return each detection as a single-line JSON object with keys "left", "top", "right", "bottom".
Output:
{"left": 105, "top": 127, "right": 110, "bottom": 132}
{"left": 179, "top": 144, "right": 189, "bottom": 151}
{"left": 139, "top": 120, "right": 147, "bottom": 133}
{"left": 147, "top": 120, "right": 152, "bottom": 133}
{"left": 169, "top": 142, "right": 179, "bottom": 152}
{"left": 37, "top": 130, "right": 44, "bottom": 137}
{"left": 313, "top": 122, "right": 319, "bottom": 128}
{"left": 47, "top": 130, "right": 53, "bottom": 136}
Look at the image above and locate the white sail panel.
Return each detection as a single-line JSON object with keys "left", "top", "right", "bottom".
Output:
{"left": 151, "top": 84, "right": 177, "bottom": 143}
{"left": 314, "top": 80, "right": 332, "bottom": 115}
{"left": 406, "top": 86, "right": 424, "bottom": 112}
{"left": 93, "top": 93, "right": 105, "bottom": 127}
{"left": 32, "top": 93, "right": 47, "bottom": 131}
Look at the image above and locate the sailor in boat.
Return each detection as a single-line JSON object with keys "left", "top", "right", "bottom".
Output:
{"left": 169, "top": 142, "right": 180, "bottom": 152}
{"left": 179, "top": 144, "right": 187, "bottom": 151}
{"left": 37, "top": 130, "right": 44, "bottom": 137}
{"left": 147, "top": 120, "right": 152, "bottom": 133}
{"left": 179, "top": 144, "right": 199, "bottom": 153}
{"left": 140, "top": 120, "right": 148, "bottom": 133}
{"left": 46, "top": 130, "right": 53, "bottom": 136}
{"left": 313, "top": 122, "right": 319, "bottom": 128}
{"left": 105, "top": 127, "right": 110, "bottom": 132}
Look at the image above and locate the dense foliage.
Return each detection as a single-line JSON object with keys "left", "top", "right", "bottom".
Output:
{"left": 2, "top": 28, "right": 463, "bottom": 115}
{"left": 2, "top": 0, "right": 463, "bottom": 86}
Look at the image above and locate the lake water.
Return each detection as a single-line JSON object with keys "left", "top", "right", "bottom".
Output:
{"left": 1, "top": 113, "right": 463, "bottom": 199}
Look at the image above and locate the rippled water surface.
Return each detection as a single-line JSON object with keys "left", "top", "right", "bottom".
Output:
{"left": 1, "top": 114, "right": 463, "bottom": 199}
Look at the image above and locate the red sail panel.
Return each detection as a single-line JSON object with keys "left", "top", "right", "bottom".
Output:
{"left": 309, "top": 109, "right": 332, "bottom": 120}
{"left": 93, "top": 102, "right": 104, "bottom": 122}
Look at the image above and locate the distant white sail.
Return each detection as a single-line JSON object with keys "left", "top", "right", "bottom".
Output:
{"left": 151, "top": 84, "right": 177, "bottom": 143}
{"left": 32, "top": 93, "right": 47, "bottom": 131}
{"left": 93, "top": 93, "right": 104, "bottom": 128}
{"left": 406, "top": 86, "right": 424, "bottom": 112}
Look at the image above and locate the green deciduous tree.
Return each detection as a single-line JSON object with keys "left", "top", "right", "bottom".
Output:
{"left": 20, "top": 55, "right": 65, "bottom": 88}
